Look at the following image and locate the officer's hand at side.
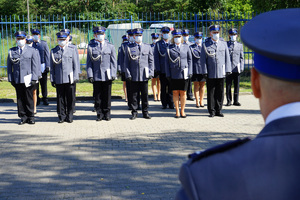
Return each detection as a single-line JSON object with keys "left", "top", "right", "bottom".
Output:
{"left": 226, "top": 72, "right": 231, "bottom": 76}
{"left": 126, "top": 77, "right": 132, "bottom": 81}
{"left": 188, "top": 74, "right": 192, "bottom": 78}
{"left": 88, "top": 77, "right": 94, "bottom": 83}
{"left": 30, "top": 80, "right": 37, "bottom": 86}
{"left": 111, "top": 77, "right": 116, "bottom": 81}
{"left": 44, "top": 67, "right": 50, "bottom": 73}
{"left": 51, "top": 82, "right": 56, "bottom": 88}
{"left": 149, "top": 76, "right": 153, "bottom": 79}
{"left": 203, "top": 74, "right": 208, "bottom": 79}
{"left": 74, "top": 80, "right": 79, "bottom": 83}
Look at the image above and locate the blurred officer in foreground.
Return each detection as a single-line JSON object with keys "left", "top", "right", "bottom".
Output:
{"left": 124, "top": 28, "right": 154, "bottom": 120}
{"left": 151, "top": 33, "right": 161, "bottom": 102}
{"left": 176, "top": 8, "right": 300, "bottom": 200}
{"left": 182, "top": 29, "right": 193, "bottom": 101}
{"left": 7, "top": 31, "right": 40, "bottom": 125}
{"left": 31, "top": 28, "right": 50, "bottom": 106}
{"left": 190, "top": 32, "right": 206, "bottom": 108}
{"left": 201, "top": 25, "right": 231, "bottom": 117}
{"left": 87, "top": 26, "right": 117, "bottom": 121}
{"left": 26, "top": 35, "right": 41, "bottom": 115}
{"left": 50, "top": 32, "right": 79, "bottom": 123}
{"left": 166, "top": 29, "right": 192, "bottom": 118}
{"left": 225, "top": 28, "right": 244, "bottom": 106}
{"left": 154, "top": 26, "right": 174, "bottom": 109}
{"left": 117, "top": 34, "right": 129, "bottom": 102}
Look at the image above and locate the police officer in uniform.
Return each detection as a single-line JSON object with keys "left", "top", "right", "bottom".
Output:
{"left": 165, "top": 29, "right": 192, "bottom": 118}
{"left": 7, "top": 31, "right": 40, "bottom": 125}
{"left": 190, "top": 32, "right": 206, "bottom": 108}
{"left": 176, "top": 8, "right": 300, "bottom": 200}
{"left": 182, "top": 29, "right": 193, "bottom": 101}
{"left": 154, "top": 26, "right": 174, "bottom": 109}
{"left": 31, "top": 28, "right": 50, "bottom": 106}
{"left": 60, "top": 29, "right": 81, "bottom": 113}
{"left": 87, "top": 26, "right": 117, "bottom": 121}
{"left": 117, "top": 35, "right": 129, "bottom": 102}
{"left": 225, "top": 28, "right": 244, "bottom": 106}
{"left": 200, "top": 25, "right": 231, "bottom": 117}
{"left": 151, "top": 33, "right": 161, "bottom": 102}
{"left": 124, "top": 28, "right": 154, "bottom": 120}
{"left": 50, "top": 31, "right": 79, "bottom": 123}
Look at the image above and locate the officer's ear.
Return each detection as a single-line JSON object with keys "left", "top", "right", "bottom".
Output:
{"left": 251, "top": 67, "right": 261, "bottom": 98}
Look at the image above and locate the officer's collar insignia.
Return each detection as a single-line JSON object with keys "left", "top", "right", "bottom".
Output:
{"left": 56, "top": 58, "right": 59, "bottom": 62}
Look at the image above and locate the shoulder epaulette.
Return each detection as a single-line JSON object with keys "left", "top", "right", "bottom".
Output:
{"left": 10, "top": 47, "right": 18, "bottom": 51}
{"left": 189, "top": 137, "right": 251, "bottom": 163}
{"left": 89, "top": 39, "right": 96, "bottom": 45}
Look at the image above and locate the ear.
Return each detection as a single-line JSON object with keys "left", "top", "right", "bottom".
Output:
{"left": 251, "top": 68, "right": 261, "bottom": 98}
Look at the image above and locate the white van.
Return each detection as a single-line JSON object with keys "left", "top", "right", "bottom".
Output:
{"left": 149, "top": 23, "right": 174, "bottom": 31}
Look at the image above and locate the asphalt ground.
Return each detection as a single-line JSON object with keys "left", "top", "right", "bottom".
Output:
{"left": 0, "top": 94, "right": 264, "bottom": 200}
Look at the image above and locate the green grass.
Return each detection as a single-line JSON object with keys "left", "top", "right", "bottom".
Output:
{"left": 0, "top": 76, "right": 252, "bottom": 99}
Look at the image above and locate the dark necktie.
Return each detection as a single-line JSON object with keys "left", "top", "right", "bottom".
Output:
{"left": 19, "top": 48, "right": 22, "bottom": 55}
{"left": 138, "top": 44, "right": 141, "bottom": 52}
{"left": 176, "top": 45, "right": 180, "bottom": 51}
{"left": 100, "top": 43, "right": 102, "bottom": 51}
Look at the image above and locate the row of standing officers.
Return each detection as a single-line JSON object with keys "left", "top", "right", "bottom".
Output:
{"left": 7, "top": 25, "right": 244, "bottom": 124}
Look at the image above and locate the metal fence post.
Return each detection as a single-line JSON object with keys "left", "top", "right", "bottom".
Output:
{"left": 195, "top": 14, "right": 198, "bottom": 32}
{"left": 63, "top": 16, "right": 66, "bottom": 29}
{"left": 131, "top": 15, "right": 133, "bottom": 29}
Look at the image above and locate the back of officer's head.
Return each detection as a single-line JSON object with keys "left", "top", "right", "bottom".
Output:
{"left": 241, "top": 8, "right": 300, "bottom": 120}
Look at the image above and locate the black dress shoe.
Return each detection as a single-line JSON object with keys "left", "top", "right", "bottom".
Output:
{"left": 43, "top": 100, "right": 49, "bottom": 106}
{"left": 196, "top": 105, "right": 200, "bottom": 108}
{"left": 181, "top": 115, "right": 187, "bottom": 118}
{"left": 233, "top": 102, "right": 241, "bottom": 106}
{"left": 200, "top": 105, "right": 205, "bottom": 107}
{"left": 18, "top": 119, "right": 26, "bottom": 125}
{"left": 225, "top": 102, "right": 232, "bottom": 106}
{"left": 65, "top": 119, "right": 73, "bottom": 123}
{"left": 130, "top": 113, "right": 137, "bottom": 120}
{"left": 174, "top": 115, "right": 180, "bottom": 118}
{"left": 104, "top": 116, "right": 111, "bottom": 121}
{"left": 143, "top": 114, "right": 151, "bottom": 119}
{"left": 58, "top": 120, "right": 64, "bottom": 123}
{"left": 28, "top": 119, "right": 35, "bottom": 124}
{"left": 169, "top": 106, "right": 174, "bottom": 109}
{"left": 216, "top": 113, "right": 224, "bottom": 117}
{"left": 209, "top": 113, "right": 215, "bottom": 118}
{"left": 162, "top": 106, "right": 167, "bottom": 109}
{"left": 187, "top": 97, "right": 194, "bottom": 101}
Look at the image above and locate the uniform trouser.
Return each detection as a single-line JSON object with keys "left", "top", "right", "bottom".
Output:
{"left": 56, "top": 83, "right": 75, "bottom": 121}
{"left": 93, "top": 80, "right": 112, "bottom": 119}
{"left": 73, "top": 83, "right": 77, "bottom": 110}
{"left": 126, "top": 80, "right": 140, "bottom": 109}
{"left": 131, "top": 81, "right": 148, "bottom": 115}
{"left": 15, "top": 83, "right": 35, "bottom": 121}
{"left": 207, "top": 78, "right": 224, "bottom": 114}
{"left": 186, "top": 78, "right": 193, "bottom": 98}
{"left": 160, "top": 73, "right": 174, "bottom": 107}
{"left": 37, "top": 71, "right": 48, "bottom": 100}
{"left": 226, "top": 72, "right": 240, "bottom": 103}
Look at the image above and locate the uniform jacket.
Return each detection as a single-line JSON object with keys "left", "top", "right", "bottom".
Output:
{"left": 117, "top": 41, "right": 129, "bottom": 73}
{"left": 151, "top": 43, "right": 155, "bottom": 52}
{"left": 32, "top": 40, "right": 50, "bottom": 70}
{"left": 153, "top": 39, "right": 169, "bottom": 74}
{"left": 69, "top": 42, "right": 81, "bottom": 74}
{"left": 7, "top": 46, "right": 40, "bottom": 84}
{"left": 227, "top": 41, "right": 244, "bottom": 73}
{"left": 86, "top": 39, "right": 117, "bottom": 82}
{"left": 176, "top": 115, "right": 300, "bottom": 200}
{"left": 124, "top": 42, "right": 154, "bottom": 82}
{"left": 200, "top": 38, "right": 231, "bottom": 79}
{"left": 50, "top": 45, "right": 79, "bottom": 84}
{"left": 189, "top": 43, "right": 204, "bottom": 75}
{"left": 165, "top": 43, "right": 192, "bottom": 79}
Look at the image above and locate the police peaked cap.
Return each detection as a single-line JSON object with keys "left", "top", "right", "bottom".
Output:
{"left": 161, "top": 26, "right": 170, "bottom": 33}
{"left": 31, "top": 29, "right": 40, "bottom": 34}
{"left": 56, "top": 32, "right": 68, "bottom": 39}
{"left": 93, "top": 26, "right": 106, "bottom": 34}
{"left": 228, "top": 28, "right": 238, "bottom": 35}
{"left": 14, "top": 31, "right": 26, "bottom": 38}
{"left": 182, "top": 29, "right": 190, "bottom": 35}
{"left": 241, "top": 8, "right": 300, "bottom": 82}
{"left": 133, "top": 28, "right": 144, "bottom": 34}
{"left": 69, "top": 35, "right": 72, "bottom": 41}
{"left": 122, "top": 35, "right": 128, "bottom": 40}
{"left": 172, "top": 29, "right": 182, "bottom": 35}
{"left": 194, "top": 32, "right": 203, "bottom": 38}
{"left": 209, "top": 25, "right": 220, "bottom": 32}
{"left": 26, "top": 35, "right": 33, "bottom": 41}
{"left": 151, "top": 33, "right": 160, "bottom": 38}
{"left": 60, "top": 29, "right": 71, "bottom": 35}
{"left": 127, "top": 29, "right": 134, "bottom": 35}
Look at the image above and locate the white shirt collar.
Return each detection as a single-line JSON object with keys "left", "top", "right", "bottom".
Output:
{"left": 265, "top": 102, "right": 300, "bottom": 125}
{"left": 97, "top": 40, "right": 105, "bottom": 46}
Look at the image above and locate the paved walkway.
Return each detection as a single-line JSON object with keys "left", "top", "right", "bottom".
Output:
{"left": 0, "top": 95, "right": 264, "bottom": 200}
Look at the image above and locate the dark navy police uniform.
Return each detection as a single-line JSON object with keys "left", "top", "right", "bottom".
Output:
{"left": 176, "top": 8, "right": 300, "bottom": 200}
